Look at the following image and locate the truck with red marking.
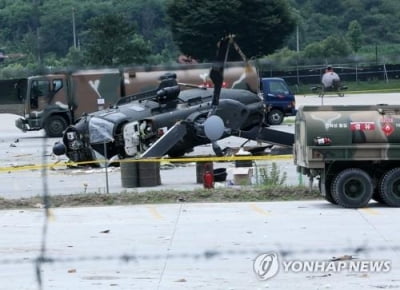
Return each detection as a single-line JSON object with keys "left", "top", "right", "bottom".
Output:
{"left": 294, "top": 104, "right": 400, "bottom": 208}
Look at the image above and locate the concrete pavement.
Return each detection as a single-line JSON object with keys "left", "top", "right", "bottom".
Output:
{"left": 0, "top": 200, "right": 399, "bottom": 290}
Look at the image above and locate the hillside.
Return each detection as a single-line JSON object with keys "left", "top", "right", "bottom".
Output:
{"left": 1, "top": 0, "right": 400, "bottom": 77}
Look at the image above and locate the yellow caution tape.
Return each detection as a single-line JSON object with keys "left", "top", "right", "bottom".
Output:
{"left": 0, "top": 154, "right": 293, "bottom": 173}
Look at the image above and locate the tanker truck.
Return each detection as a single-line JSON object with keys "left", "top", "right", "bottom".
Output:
{"left": 294, "top": 104, "right": 400, "bottom": 208}
{"left": 15, "top": 63, "right": 258, "bottom": 137}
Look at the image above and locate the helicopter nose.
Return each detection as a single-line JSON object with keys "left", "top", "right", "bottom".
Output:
{"left": 52, "top": 141, "right": 66, "bottom": 156}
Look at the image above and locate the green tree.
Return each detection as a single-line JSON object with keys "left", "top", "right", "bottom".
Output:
{"left": 166, "top": 0, "right": 296, "bottom": 62}
{"left": 311, "top": 0, "right": 344, "bottom": 15}
{"left": 266, "top": 47, "right": 300, "bottom": 66}
{"left": 321, "top": 35, "right": 351, "bottom": 57}
{"left": 112, "top": 0, "right": 177, "bottom": 57}
{"left": 302, "top": 35, "right": 351, "bottom": 59}
{"left": 63, "top": 47, "right": 85, "bottom": 67}
{"left": 302, "top": 42, "right": 324, "bottom": 59}
{"left": 83, "top": 14, "right": 151, "bottom": 66}
{"left": 346, "top": 20, "right": 362, "bottom": 53}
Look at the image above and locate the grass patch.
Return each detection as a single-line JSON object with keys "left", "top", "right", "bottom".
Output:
{"left": 0, "top": 186, "right": 321, "bottom": 210}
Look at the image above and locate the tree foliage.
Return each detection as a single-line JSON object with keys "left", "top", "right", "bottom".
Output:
{"left": 291, "top": 0, "right": 400, "bottom": 48}
{"left": 347, "top": 20, "right": 362, "bottom": 53}
{"left": 2, "top": 0, "right": 400, "bottom": 77}
{"left": 166, "top": 0, "right": 296, "bottom": 61}
{"left": 0, "top": 0, "right": 175, "bottom": 71}
{"left": 83, "top": 14, "right": 151, "bottom": 66}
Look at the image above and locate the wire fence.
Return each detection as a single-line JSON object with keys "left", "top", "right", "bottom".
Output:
{"left": 259, "top": 62, "right": 400, "bottom": 86}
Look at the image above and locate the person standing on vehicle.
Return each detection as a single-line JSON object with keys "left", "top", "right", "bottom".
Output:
{"left": 321, "top": 66, "right": 341, "bottom": 90}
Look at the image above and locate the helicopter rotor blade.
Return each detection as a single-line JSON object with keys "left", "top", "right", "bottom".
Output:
{"left": 209, "top": 35, "right": 232, "bottom": 114}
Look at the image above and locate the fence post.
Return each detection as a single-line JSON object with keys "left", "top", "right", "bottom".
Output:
{"left": 355, "top": 63, "right": 358, "bottom": 83}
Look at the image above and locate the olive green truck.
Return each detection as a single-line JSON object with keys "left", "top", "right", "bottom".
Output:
{"left": 294, "top": 104, "right": 400, "bottom": 208}
{"left": 15, "top": 64, "right": 256, "bottom": 137}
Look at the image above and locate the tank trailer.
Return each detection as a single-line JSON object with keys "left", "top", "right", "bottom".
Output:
{"left": 294, "top": 104, "right": 400, "bottom": 208}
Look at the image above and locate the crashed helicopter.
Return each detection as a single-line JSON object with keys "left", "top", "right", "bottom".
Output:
{"left": 53, "top": 36, "right": 294, "bottom": 164}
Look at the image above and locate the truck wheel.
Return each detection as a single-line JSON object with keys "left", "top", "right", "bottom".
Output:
{"left": 267, "top": 109, "right": 284, "bottom": 125}
{"left": 378, "top": 168, "right": 400, "bottom": 207}
{"left": 331, "top": 168, "right": 373, "bottom": 208}
{"left": 45, "top": 115, "right": 68, "bottom": 137}
{"left": 319, "top": 177, "right": 337, "bottom": 204}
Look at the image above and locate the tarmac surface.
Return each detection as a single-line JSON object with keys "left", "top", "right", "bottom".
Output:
{"left": 1, "top": 200, "right": 399, "bottom": 290}
{"left": 1, "top": 92, "right": 400, "bottom": 289}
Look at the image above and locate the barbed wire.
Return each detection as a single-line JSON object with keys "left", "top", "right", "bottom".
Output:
{"left": 0, "top": 245, "right": 399, "bottom": 268}
{"left": 36, "top": 137, "right": 51, "bottom": 290}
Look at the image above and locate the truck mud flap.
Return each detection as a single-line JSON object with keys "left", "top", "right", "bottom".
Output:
{"left": 238, "top": 126, "right": 294, "bottom": 147}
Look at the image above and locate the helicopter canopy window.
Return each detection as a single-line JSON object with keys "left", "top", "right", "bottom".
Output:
{"left": 88, "top": 117, "right": 114, "bottom": 144}
{"left": 30, "top": 80, "right": 50, "bottom": 109}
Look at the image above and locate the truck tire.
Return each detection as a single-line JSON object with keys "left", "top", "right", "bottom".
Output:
{"left": 331, "top": 168, "right": 373, "bottom": 208}
{"left": 45, "top": 115, "right": 68, "bottom": 137}
{"left": 267, "top": 109, "right": 284, "bottom": 125}
{"left": 319, "top": 178, "right": 337, "bottom": 205}
{"left": 372, "top": 191, "right": 385, "bottom": 204}
{"left": 378, "top": 168, "right": 400, "bottom": 207}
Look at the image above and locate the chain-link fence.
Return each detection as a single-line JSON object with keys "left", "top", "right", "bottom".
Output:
{"left": 258, "top": 62, "right": 400, "bottom": 86}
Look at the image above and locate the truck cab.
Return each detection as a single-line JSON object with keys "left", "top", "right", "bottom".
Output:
{"left": 15, "top": 74, "right": 71, "bottom": 137}
{"left": 260, "top": 77, "right": 296, "bottom": 125}
{"left": 16, "top": 69, "right": 124, "bottom": 137}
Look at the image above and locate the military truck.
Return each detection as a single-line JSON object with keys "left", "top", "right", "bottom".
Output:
{"left": 294, "top": 104, "right": 400, "bottom": 208}
{"left": 15, "top": 63, "right": 258, "bottom": 137}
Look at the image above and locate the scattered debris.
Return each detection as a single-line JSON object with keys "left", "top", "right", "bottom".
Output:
{"left": 49, "top": 160, "right": 61, "bottom": 170}
{"left": 330, "top": 255, "right": 357, "bottom": 261}
{"left": 306, "top": 273, "right": 332, "bottom": 279}
{"left": 370, "top": 285, "right": 400, "bottom": 289}
{"left": 160, "top": 162, "right": 175, "bottom": 170}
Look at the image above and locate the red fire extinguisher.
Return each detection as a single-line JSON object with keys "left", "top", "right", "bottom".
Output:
{"left": 203, "top": 165, "right": 214, "bottom": 189}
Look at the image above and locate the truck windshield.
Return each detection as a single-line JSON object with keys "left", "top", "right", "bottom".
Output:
{"left": 30, "top": 80, "right": 49, "bottom": 109}
{"left": 29, "top": 79, "right": 63, "bottom": 109}
{"left": 269, "top": 80, "right": 289, "bottom": 95}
